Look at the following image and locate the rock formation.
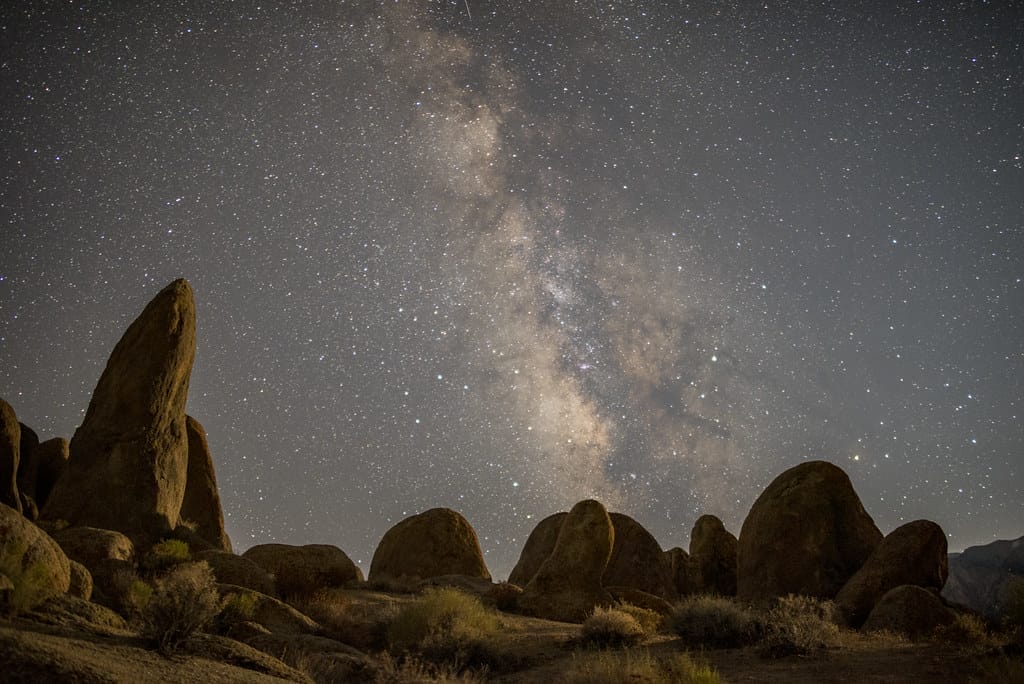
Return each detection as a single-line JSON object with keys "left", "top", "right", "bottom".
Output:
{"left": 690, "top": 514, "right": 738, "bottom": 596}
{"left": 43, "top": 279, "right": 196, "bottom": 545}
{"left": 51, "top": 526, "right": 135, "bottom": 608}
{"left": 0, "top": 399, "right": 22, "bottom": 513}
{"left": 508, "top": 512, "right": 566, "bottom": 588}
{"left": 179, "top": 415, "right": 232, "bottom": 552}
{"left": 194, "top": 549, "right": 276, "bottom": 596}
{"left": 31, "top": 438, "right": 68, "bottom": 510}
{"left": 861, "top": 584, "right": 955, "bottom": 638}
{"left": 835, "top": 519, "right": 948, "bottom": 627}
{"left": 737, "top": 460, "right": 882, "bottom": 603}
{"left": 666, "top": 547, "right": 699, "bottom": 597}
{"left": 243, "top": 544, "right": 362, "bottom": 597}
{"left": 368, "top": 507, "right": 490, "bottom": 583}
{"left": 603, "top": 512, "right": 677, "bottom": 600}
{"left": 0, "top": 502, "right": 71, "bottom": 605}
{"left": 15, "top": 422, "right": 39, "bottom": 504}
{"left": 942, "top": 535, "right": 1024, "bottom": 618}
{"left": 517, "top": 499, "right": 614, "bottom": 622}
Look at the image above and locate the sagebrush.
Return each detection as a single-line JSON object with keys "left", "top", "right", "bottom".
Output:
{"left": 388, "top": 587, "right": 501, "bottom": 667}
{"left": 138, "top": 561, "right": 221, "bottom": 653}
{"left": 580, "top": 606, "right": 645, "bottom": 648}
{"left": 759, "top": 594, "right": 840, "bottom": 657}
{"left": 669, "top": 594, "right": 759, "bottom": 648}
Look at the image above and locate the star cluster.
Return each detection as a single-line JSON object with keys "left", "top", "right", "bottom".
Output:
{"left": 1, "top": 1, "right": 1021, "bottom": 577}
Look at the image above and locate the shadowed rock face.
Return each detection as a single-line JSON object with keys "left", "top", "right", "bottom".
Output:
{"left": 243, "top": 544, "right": 363, "bottom": 597}
{"left": 179, "top": 415, "right": 232, "bottom": 552}
{"left": 43, "top": 279, "right": 196, "bottom": 545}
{"left": 942, "top": 535, "right": 1024, "bottom": 618}
{"left": 690, "top": 514, "right": 738, "bottom": 596}
{"left": 737, "top": 460, "right": 882, "bottom": 603}
{"left": 518, "top": 499, "right": 614, "bottom": 622}
{"left": 31, "top": 438, "right": 69, "bottom": 510}
{"left": 508, "top": 512, "right": 566, "bottom": 588}
{"left": 16, "top": 422, "right": 39, "bottom": 504}
{"left": 666, "top": 547, "right": 699, "bottom": 597}
{"left": 0, "top": 399, "right": 22, "bottom": 514}
{"left": 604, "top": 512, "right": 677, "bottom": 600}
{"left": 862, "top": 584, "right": 954, "bottom": 638}
{"left": 368, "top": 507, "right": 490, "bottom": 582}
{"left": 835, "top": 519, "right": 948, "bottom": 627}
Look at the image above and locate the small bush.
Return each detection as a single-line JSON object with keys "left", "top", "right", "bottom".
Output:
{"left": 564, "top": 650, "right": 720, "bottom": 684}
{"left": 759, "top": 594, "right": 840, "bottom": 658}
{"left": 214, "top": 590, "right": 256, "bottom": 633}
{"left": 139, "top": 561, "right": 221, "bottom": 653}
{"left": 933, "top": 612, "right": 994, "bottom": 651}
{"left": 142, "top": 539, "right": 191, "bottom": 573}
{"left": 488, "top": 582, "right": 522, "bottom": 612}
{"left": 372, "top": 653, "right": 488, "bottom": 683}
{"left": 614, "top": 601, "right": 664, "bottom": 635}
{"left": 388, "top": 587, "right": 501, "bottom": 666}
{"left": 669, "top": 594, "right": 759, "bottom": 648}
{"left": 580, "top": 606, "right": 645, "bottom": 648}
{"left": 0, "top": 539, "right": 52, "bottom": 614}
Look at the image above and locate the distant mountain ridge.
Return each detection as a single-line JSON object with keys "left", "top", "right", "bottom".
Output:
{"left": 942, "top": 535, "right": 1024, "bottom": 618}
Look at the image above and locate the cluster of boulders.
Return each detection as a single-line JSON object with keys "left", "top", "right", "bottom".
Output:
{"left": 0, "top": 279, "right": 964, "bottom": 649}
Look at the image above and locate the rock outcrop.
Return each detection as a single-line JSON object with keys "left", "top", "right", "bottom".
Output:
{"left": 0, "top": 503, "right": 71, "bottom": 607}
{"left": 0, "top": 399, "right": 22, "bottom": 514}
{"left": 508, "top": 512, "right": 566, "bottom": 588}
{"left": 942, "top": 535, "right": 1024, "bottom": 619}
{"left": 835, "top": 519, "right": 948, "bottom": 627}
{"left": 517, "top": 499, "right": 614, "bottom": 622}
{"left": 737, "top": 460, "right": 882, "bottom": 603}
{"left": 666, "top": 547, "right": 699, "bottom": 597}
{"left": 31, "top": 438, "right": 68, "bottom": 510}
{"left": 690, "top": 514, "right": 738, "bottom": 596}
{"left": 51, "top": 526, "right": 135, "bottom": 607}
{"left": 179, "top": 415, "right": 232, "bottom": 552}
{"left": 603, "top": 512, "right": 676, "bottom": 600}
{"left": 243, "top": 544, "right": 362, "bottom": 597}
{"left": 43, "top": 279, "right": 196, "bottom": 546}
{"left": 194, "top": 550, "right": 276, "bottom": 596}
{"left": 15, "top": 422, "right": 39, "bottom": 504}
{"left": 861, "top": 584, "right": 955, "bottom": 638}
{"left": 368, "top": 507, "right": 490, "bottom": 583}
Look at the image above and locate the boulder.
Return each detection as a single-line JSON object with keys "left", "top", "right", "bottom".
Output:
{"left": 0, "top": 503, "right": 71, "bottom": 608}
{"left": 43, "top": 279, "right": 196, "bottom": 546}
{"left": 604, "top": 512, "right": 677, "bottom": 600}
{"left": 508, "top": 512, "right": 566, "bottom": 587}
{"left": 666, "top": 547, "right": 699, "bottom": 597}
{"left": 368, "top": 508, "right": 490, "bottom": 582}
{"left": 835, "top": 519, "right": 948, "bottom": 627}
{"left": 517, "top": 499, "right": 614, "bottom": 622}
{"left": 51, "top": 526, "right": 135, "bottom": 606}
{"left": 67, "top": 560, "right": 93, "bottom": 600}
{"left": 737, "top": 460, "right": 882, "bottom": 603}
{"left": 16, "top": 422, "right": 39, "bottom": 502}
{"left": 0, "top": 399, "right": 21, "bottom": 513}
{"left": 861, "top": 584, "right": 955, "bottom": 638}
{"left": 243, "top": 543, "right": 362, "bottom": 597}
{"left": 32, "top": 438, "right": 69, "bottom": 510}
{"left": 690, "top": 514, "right": 738, "bottom": 596}
{"left": 179, "top": 415, "right": 232, "bottom": 552}
{"left": 19, "top": 492, "right": 39, "bottom": 522}
{"left": 218, "top": 584, "right": 319, "bottom": 635}
{"left": 194, "top": 549, "right": 275, "bottom": 596}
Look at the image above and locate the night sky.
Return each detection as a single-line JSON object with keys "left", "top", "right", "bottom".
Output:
{"left": 2, "top": 1, "right": 1021, "bottom": 579}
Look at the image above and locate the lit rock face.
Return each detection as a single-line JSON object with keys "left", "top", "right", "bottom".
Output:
{"left": 44, "top": 279, "right": 196, "bottom": 545}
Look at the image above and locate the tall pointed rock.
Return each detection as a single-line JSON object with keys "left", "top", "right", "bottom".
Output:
{"left": 43, "top": 279, "right": 196, "bottom": 544}
{"left": 179, "top": 415, "right": 232, "bottom": 551}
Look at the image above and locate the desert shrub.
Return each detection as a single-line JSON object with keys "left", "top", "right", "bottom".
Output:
{"left": 669, "top": 594, "right": 759, "bottom": 648}
{"left": 0, "top": 539, "right": 52, "bottom": 614}
{"left": 614, "top": 601, "right": 664, "bottom": 635}
{"left": 388, "top": 587, "right": 501, "bottom": 667}
{"left": 213, "top": 589, "right": 256, "bottom": 633}
{"left": 293, "top": 589, "right": 393, "bottom": 651}
{"left": 758, "top": 594, "right": 840, "bottom": 658}
{"left": 933, "top": 612, "right": 995, "bottom": 651}
{"left": 564, "top": 650, "right": 720, "bottom": 684}
{"left": 142, "top": 539, "right": 191, "bottom": 573}
{"left": 372, "top": 653, "right": 488, "bottom": 683}
{"left": 580, "top": 606, "right": 645, "bottom": 648}
{"left": 139, "top": 561, "right": 221, "bottom": 653}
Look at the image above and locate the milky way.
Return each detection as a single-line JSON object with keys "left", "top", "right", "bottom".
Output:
{"left": 1, "top": 1, "right": 1021, "bottom": 577}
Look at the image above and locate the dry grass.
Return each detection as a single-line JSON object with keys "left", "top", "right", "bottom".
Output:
{"left": 371, "top": 653, "right": 488, "bottom": 683}
{"left": 580, "top": 606, "right": 645, "bottom": 648}
{"left": 614, "top": 601, "right": 664, "bottom": 635}
{"left": 758, "top": 594, "right": 840, "bottom": 658}
{"left": 388, "top": 587, "right": 502, "bottom": 669}
{"left": 669, "top": 594, "right": 759, "bottom": 648}
{"left": 564, "top": 649, "right": 720, "bottom": 684}
{"left": 138, "top": 561, "right": 221, "bottom": 654}
{"left": 294, "top": 588, "right": 394, "bottom": 651}
{"left": 933, "top": 613, "right": 997, "bottom": 652}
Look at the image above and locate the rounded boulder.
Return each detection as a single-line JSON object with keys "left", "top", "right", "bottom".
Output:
{"left": 368, "top": 508, "right": 490, "bottom": 583}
